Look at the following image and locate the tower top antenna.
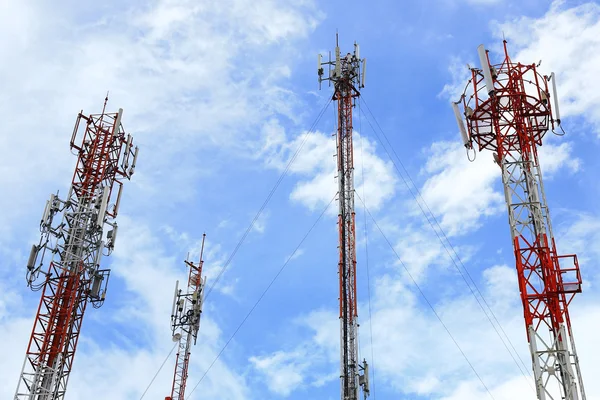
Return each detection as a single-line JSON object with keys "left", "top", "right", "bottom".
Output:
{"left": 317, "top": 34, "right": 366, "bottom": 90}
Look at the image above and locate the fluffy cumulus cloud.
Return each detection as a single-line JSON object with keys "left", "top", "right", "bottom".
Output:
{"left": 249, "top": 346, "right": 334, "bottom": 396}
{"left": 366, "top": 266, "right": 531, "bottom": 398}
{"left": 418, "top": 141, "right": 504, "bottom": 236}
{"left": 413, "top": 138, "right": 579, "bottom": 238}
{"left": 538, "top": 140, "right": 581, "bottom": 177}
{"left": 556, "top": 213, "right": 600, "bottom": 274}
{"left": 260, "top": 120, "right": 398, "bottom": 212}
{"left": 250, "top": 350, "right": 306, "bottom": 395}
{"left": 438, "top": 56, "right": 476, "bottom": 101}
{"left": 0, "top": 0, "right": 322, "bottom": 241}
{"left": 249, "top": 308, "right": 340, "bottom": 396}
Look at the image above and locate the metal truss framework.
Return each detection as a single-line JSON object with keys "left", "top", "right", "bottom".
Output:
{"left": 16, "top": 97, "right": 138, "bottom": 400}
{"left": 455, "top": 41, "right": 585, "bottom": 400}
{"left": 166, "top": 234, "right": 207, "bottom": 400}
{"left": 319, "top": 35, "right": 369, "bottom": 400}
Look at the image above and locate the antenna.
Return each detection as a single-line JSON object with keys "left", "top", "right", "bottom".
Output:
{"left": 113, "top": 184, "right": 123, "bottom": 216}
{"left": 129, "top": 146, "right": 139, "bottom": 176}
{"left": 361, "top": 59, "right": 366, "bottom": 88}
{"left": 96, "top": 188, "right": 110, "bottom": 228}
{"left": 41, "top": 194, "right": 55, "bottom": 226}
{"left": 107, "top": 224, "right": 118, "bottom": 249}
{"left": 477, "top": 44, "right": 495, "bottom": 95}
{"left": 170, "top": 280, "right": 179, "bottom": 319}
{"left": 112, "top": 108, "right": 123, "bottom": 138}
{"left": 318, "top": 54, "right": 323, "bottom": 89}
{"left": 354, "top": 42, "right": 360, "bottom": 60}
{"left": 26, "top": 245, "right": 38, "bottom": 271}
{"left": 124, "top": 134, "right": 133, "bottom": 170}
{"left": 94, "top": 245, "right": 103, "bottom": 266}
{"left": 550, "top": 72, "right": 561, "bottom": 125}
{"left": 335, "top": 45, "right": 341, "bottom": 78}
{"left": 90, "top": 273, "right": 104, "bottom": 298}
{"left": 328, "top": 51, "right": 332, "bottom": 87}
{"left": 452, "top": 101, "right": 470, "bottom": 147}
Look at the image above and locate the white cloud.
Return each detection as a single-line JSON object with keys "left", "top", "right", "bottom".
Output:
{"left": 437, "top": 298, "right": 600, "bottom": 400}
{"left": 386, "top": 223, "right": 448, "bottom": 283}
{"left": 0, "top": 0, "right": 322, "bottom": 243}
{"left": 369, "top": 267, "right": 531, "bottom": 396}
{"left": 538, "top": 141, "right": 581, "bottom": 177}
{"left": 249, "top": 308, "right": 340, "bottom": 396}
{"left": 251, "top": 210, "right": 270, "bottom": 235}
{"left": 438, "top": 56, "right": 475, "bottom": 101}
{"left": 261, "top": 126, "right": 397, "bottom": 213}
{"left": 249, "top": 350, "right": 307, "bottom": 396}
{"left": 287, "top": 247, "right": 305, "bottom": 262}
{"left": 419, "top": 141, "right": 504, "bottom": 236}
{"left": 555, "top": 213, "right": 600, "bottom": 275}
{"left": 415, "top": 135, "right": 578, "bottom": 240}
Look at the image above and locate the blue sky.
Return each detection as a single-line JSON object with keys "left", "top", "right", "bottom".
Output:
{"left": 1, "top": 0, "right": 600, "bottom": 399}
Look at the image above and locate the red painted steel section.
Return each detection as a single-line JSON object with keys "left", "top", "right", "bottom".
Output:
{"left": 463, "top": 40, "right": 582, "bottom": 349}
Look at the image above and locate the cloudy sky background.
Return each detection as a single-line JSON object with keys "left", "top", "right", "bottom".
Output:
{"left": 1, "top": 0, "right": 599, "bottom": 399}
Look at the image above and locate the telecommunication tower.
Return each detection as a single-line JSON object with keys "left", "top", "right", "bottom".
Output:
{"left": 452, "top": 41, "right": 585, "bottom": 400}
{"left": 318, "top": 34, "right": 370, "bottom": 400}
{"left": 165, "top": 234, "right": 207, "bottom": 400}
{"left": 15, "top": 96, "right": 139, "bottom": 400}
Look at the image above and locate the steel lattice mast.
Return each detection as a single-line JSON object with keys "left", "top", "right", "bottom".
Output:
{"left": 166, "top": 234, "right": 207, "bottom": 400}
{"left": 318, "top": 34, "right": 369, "bottom": 400}
{"left": 452, "top": 41, "right": 585, "bottom": 400}
{"left": 15, "top": 96, "right": 139, "bottom": 400}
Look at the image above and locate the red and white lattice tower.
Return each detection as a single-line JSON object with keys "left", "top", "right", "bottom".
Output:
{"left": 452, "top": 41, "right": 585, "bottom": 400}
{"left": 318, "top": 34, "right": 369, "bottom": 400}
{"left": 165, "top": 234, "right": 207, "bottom": 400}
{"left": 15, "top": 96, "right": 139, "bottom": 400}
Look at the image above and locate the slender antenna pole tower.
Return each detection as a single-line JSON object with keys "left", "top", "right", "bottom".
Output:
{"left": 15, "top": 96, "right": 139, "bottom": 400}
{"left": 318, "top": 34, "right": 370, "bottom": 400}
{"left": 452, "top": 41, "right": 585, "bottom": 400}
{"left": 165, "top": 234, "right": 207, "bottom": 400}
